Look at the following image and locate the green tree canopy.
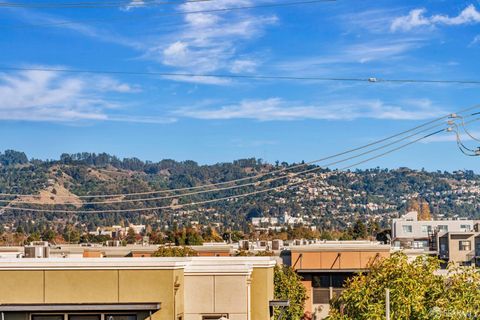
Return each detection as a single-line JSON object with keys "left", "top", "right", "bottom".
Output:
{"left": 328, "top": 252, "right": 480, "bottom": 320}
{"left": 274, "top": 265, "right": 308, "bottom": 320}
{"left": 152, "top": 246, "right": 198, "bottom": 257}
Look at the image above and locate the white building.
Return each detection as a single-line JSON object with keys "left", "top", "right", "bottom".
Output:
{"left": 391, "top": 211, "right": 475, "bottom": 249}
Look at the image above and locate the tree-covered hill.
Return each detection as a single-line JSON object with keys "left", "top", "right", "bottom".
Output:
{"left": 0, "top": 150, "right": 478, "bottom": 234}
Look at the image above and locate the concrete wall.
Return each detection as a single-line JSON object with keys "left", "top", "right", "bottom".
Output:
{"left": 250, "top": 267, "right": 274, "bottom": 320}
{"left": 184, "top": 274, "right": 249, "bottom": 320}
{"left": 291, "top": 250, "right": 390, "bottom": 270}
{"left": 0, "top": 258, "right": 275, "bottom": 320}
{"left": 0, "top": 269, "right": 181, "bottom": 320}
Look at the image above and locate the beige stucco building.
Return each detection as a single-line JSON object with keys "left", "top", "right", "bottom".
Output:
{"left": 288, "top": 241, "right": 391, "bottom": 319}
{"left": 0, "top": 257, "right": 275, "bottom": 320}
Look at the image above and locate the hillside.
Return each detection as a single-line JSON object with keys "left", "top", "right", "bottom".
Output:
{"left": 0, "top": 150, "right": 479, "bottom": 234}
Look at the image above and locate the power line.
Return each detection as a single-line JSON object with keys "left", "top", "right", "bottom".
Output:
{"left": 0, "top": 0, "right": 210, "bottom": 8}
{"left": 447, "top": 117, "right": 480, "bottom": 157}
{"left": 0, "top": 0, "right": 211, "bottom": 8}
{"left": 0, "top": 126, "right": 449, "bottom": 214}
{"left": 2, "top": 105, "right": 478, "bottom": 200}
{"left": 1, "top": 119, "right": 461, "bottom": 206}
{"left": 0, "top": 0, "right": 335, "bottom": 28}
{"left": 2, "top": 66, "right": 480, "bottom": 85}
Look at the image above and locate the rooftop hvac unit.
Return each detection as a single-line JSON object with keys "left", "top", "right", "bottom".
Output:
{"left": 24, "top": 246, "right": 50, "bottom": 258}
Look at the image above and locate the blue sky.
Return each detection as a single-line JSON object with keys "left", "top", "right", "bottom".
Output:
{"left": 0, "top": 0, "right": 480, "bottom": 171}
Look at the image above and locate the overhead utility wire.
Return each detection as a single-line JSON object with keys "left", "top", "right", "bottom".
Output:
{"left": 1, "top": 67, "right": 479, "bottom": 85}
{"left": 452, "top": 112, "right": 480, "bottom": 142}
{"left": 1, "top": 105, "right": 479, "bottom": 200}
{"left": 2, "top": 119, "right": 463, "bottom": 206}
{"left": 447, "top": 118, "right": 480, "bottom": 156}
{"left": 0, "top": 0, "right": 335, "bottom": 28}
{"left": 0, "top": 126, "right": 451, "bottom": 214}
{"left": 0, "top": 0, "right": 212, "bottom": 8}
{"left": 2, "top": 105, "right": 479, "bottom": 199}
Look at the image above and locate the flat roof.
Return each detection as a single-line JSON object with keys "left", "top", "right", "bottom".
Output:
{"left": 0, "top": 257, "right": 277, "bottom": 271}
{"left": 289, "top": 244, "right": 391, "bottom": 252}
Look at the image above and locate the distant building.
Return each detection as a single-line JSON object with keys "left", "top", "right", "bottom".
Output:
{"left": 391, "top": 211, "right": 475, "bottom": 250}
{"left": 434, "top": 224, "right": 480, "bottom": 266}
{"left": 251, "top": 217, "right": 278, "bottom": 226}
{"left": 280, "top": 213, "right": 303, "bottom": 225}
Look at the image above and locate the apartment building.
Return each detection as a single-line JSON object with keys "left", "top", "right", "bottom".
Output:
{"left": 287, "top": 241, "right": 391, "bottom": 319}
{"left": 391, "top": 211, "right": 475, "bottom": 249}
{"left": 0, "top": 257, "right": 275, "bottom": 320}
{"left": 435, "top": 228, "right": 480, "bottom": 266}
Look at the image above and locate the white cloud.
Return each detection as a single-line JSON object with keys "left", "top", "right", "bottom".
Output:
{"left": 10, "top": 8, "right": 143, "bottom": 49}
{"left": 143, "top": 0, "right": 277, "bottom": 84}
{"left": 471, "top": 35, "right": 480, "bottom": 45}
{"left": 274, "top": 39, "right": 422, "bottom": 75}
{"left": 175, "top": 98, "right": 443, "bottom": 121}
{"left": 121, "top": 0, "right": 145, "bottom": 11}
{"left": 230, "top": 59, "right": 258, "bottom": 73}
{"left": 391, "top": 5, "right": 480, "bottom": 32}
{"left": 0, "top": 67, "right": 170, "bottom": 123}
{"left": 391, "top": 9, "right": 431, "bottom": 32}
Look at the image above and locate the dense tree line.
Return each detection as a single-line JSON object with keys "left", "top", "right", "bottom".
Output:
{"left": 0, "top": 150, "right": 479, "bottom": 236}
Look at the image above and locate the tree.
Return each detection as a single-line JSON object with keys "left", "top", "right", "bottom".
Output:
{"left": 274, "top": 265, "right": 308, "bottom": 320}
{"left": 433, "top": 265, "right": 480, "bottom": 319}
{"left": 125, "top": 227, "right": 137, "bottom": 244}
{"left": 42, "top": 229, "right": 56, "bottom": 242}
{"left": 351, "top": 220, "right": 367, "bottom": 240}
{"left": 419, "top": 200, "right": 432, "bottom": 221}
{"left": 153, "top": 246, "right": 198, "bottom": 257}
{"left": 328, "top": 252, "right": 480, "bottom": 320}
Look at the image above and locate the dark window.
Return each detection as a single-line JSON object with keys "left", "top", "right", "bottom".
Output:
{"left": 312, "top": 275, "right": 330, "bottom": 288}
{"left": 331, "top": 274, "right": 349, "bottom": 288}
{"left": 69, "top": 315, "right": 101, "bottom": 320}
{"left": 105, "top": 315, "right": 136, "bottom": 320}
{"left": 202, "top": 315, "right": 228, "bottom": 320}
{"left": 33, "top": 316, "right": 64, "bottom": 320}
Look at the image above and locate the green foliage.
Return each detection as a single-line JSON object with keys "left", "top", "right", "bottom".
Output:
{"left": 328, "top": 252, "right": 480, "bottom": 320}
{"left": 125, "top": 227, "right": 137, "bottom": 244}
{"left": 152, "top": 246, "right": 199, "bottom": 257}
{"left": 274, "top": 265, "right": 308, "bottom": 320}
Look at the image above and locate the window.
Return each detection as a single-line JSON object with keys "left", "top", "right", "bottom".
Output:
{"left": 312, "top": 288, "right": 331, "bottom": 304}
{"left": 438, "top": 225, "right": 448, "bottom": 232}
{"left": 460, "top": 224, "right": 471, "bottom": 230}
{"left": 421, "top": 225, "right": 432, "bottom": 233}
{"left": 202, "top": 315, "right": 228, "bottom": 320}
{"left": 402, "top": 225, "right": 412, "bottom": 233}
{"left": 32, "top": 316, "right": 64, "bottom": 320}
{"left": 69, "top": 316, "right": 101, "bottom": 320}
{"left": 105, "top": 315, "right": 136, "bottom": 320}
{"left": 413, "top": 241, "right": 428, "bottom": 248}
{"left": 331, "top": 274, "right": 349, "bottom": 288}
{"left": 459, "top": 241, "right": 471, "bottom": 251}
{"left": 312, "top": 275, "right": 330, "bottom": 288}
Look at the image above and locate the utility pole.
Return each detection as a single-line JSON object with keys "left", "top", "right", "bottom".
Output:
{"left": 386, "top": 288, "right": 390, "bottom": 320}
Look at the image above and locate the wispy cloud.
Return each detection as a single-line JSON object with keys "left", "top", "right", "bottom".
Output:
{"left": 121, "top": 0, "right": 145, "bottom": 11}
{"left": 0, "top": 67, "right": 172, "bottom": 123}
{"left": 471, "top": 35, "right": 480, "bottom": 46}
{"left": 391, "top": 4, "right": 480, "bottom": 32}
{"left": 423, "top": 130, "right": 480, "bottom": 143}
{"left": 9, "top": 8, "right": 143, "bottom": 49}
{"left": 142, "top": 0, "right": 277, "bottom": 84}
{"left": 175, "top": 98, "right": 444, "bottom": 121}
{"left": 274, "top": 38, "right": 422, "bottom": 76}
